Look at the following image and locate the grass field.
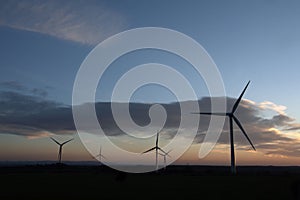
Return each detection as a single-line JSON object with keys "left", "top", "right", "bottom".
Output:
{"left": 1, "top": 165, "right": 300, "bottom": 199}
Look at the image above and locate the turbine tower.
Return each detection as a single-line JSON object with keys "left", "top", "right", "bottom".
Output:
{"left": 158, "top": 149, "right": 172, "bottom": 170}
{"left": 50, "top": 137, "right": 73, "bottom": 164}
{"left": 95, "top": 146, "right": 106, "bottom": 164}
{"left": 142, "top": 132, "right": 167, "bottom": 171}
{"left": 193, "top": 81, "right": 256, "bottom": 174}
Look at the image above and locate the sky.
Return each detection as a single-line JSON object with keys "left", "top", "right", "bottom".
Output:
{"left": 1, "top": 0, "right": 300, "bottom": 167}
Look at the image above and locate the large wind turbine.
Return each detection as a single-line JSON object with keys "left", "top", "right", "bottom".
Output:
{"left": 158, "top": 149, "right": 172, "bottom": 170}
{"left": 142, "top": 132, "right": 167, "bottom": 171}
{"left": 50, "top": 137, "right": 74, "bottom": 164}
{"left": 95, "top": 146, "right": 106, "bottom": 164}
{"left": 193, "top": 81, "right": 255, "bottom": 174}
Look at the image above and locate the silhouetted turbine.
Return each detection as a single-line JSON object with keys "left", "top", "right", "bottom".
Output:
{"left": 95, "top": 146, "right": 106, "bottom": 164}
{"left": 193, "top": 81, "right": 255, "bottom": 174}
{"left": 50, "top": 137, "right": 73, "bottom": 164}
{"left": 142, "top": 132, "right": 167, "bottom": 171}
{"left": 158, "top": 149, "right": 172, "bottom": 170}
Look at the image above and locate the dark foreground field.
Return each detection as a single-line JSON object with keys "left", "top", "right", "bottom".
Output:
{"left": 1, "top": 165, "right": 300, "bottom": 200}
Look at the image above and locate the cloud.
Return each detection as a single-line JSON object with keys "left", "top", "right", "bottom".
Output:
{"left": 31, "top": 88, "right": 48, "bottom": 98}
{"left": 1, "top": 86, "right": 300, "bottom": 158}
{"left": 257, "top": 101, "right": 287, "bottom": 115}
{"left": 0, "top": 81, "right": 71, "bottom": 138}
{"left": 0, "top": 124, "right": 53, "bottom": 139}
{"left": 0, "top": 81, "right": 26, "bottom": 91}
{"left": 0, "top": 81, "right": 50, "bottom": 98}
{"left": 196, "top": 98, "right": 300, "bottom": 158}
{"left": 0, "top": 91, "right": 72, "bottom": 137}
{"left": 0, "top": 91, "right": 58, "bottom": 115}
{"left": 285, "top": 124, "right": 300, "bottom": 131}
{"left": 0, "top": 0, "right": 127, "bottom": 45}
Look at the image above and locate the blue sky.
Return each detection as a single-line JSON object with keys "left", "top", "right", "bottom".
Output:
{"left": 1, "top": 0, "right": 300, "bottom": 165}
{"left": 1, "top": 1, "right": 299, "bottom": 107}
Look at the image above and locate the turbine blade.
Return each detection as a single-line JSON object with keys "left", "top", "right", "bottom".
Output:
{"left": 156, "top": 132, "right": 159, "bottom": 147}
{"left": 233, "top": 115, "right": 256, "bottom": 151}
{"left": 158, "top": 150, "right": 171, "bottom": 157}
{"left": 157, "top": 147, "right": 167, "bottom": 155}
{"left": 232, "top": 81, "right": 250, "bottom": 113}
{"left": 62, "top": 138, "right": 74, "bottom": 145}
{"left": 191, "top": 112, "right": 227, "bottom": 116}
{"left": 50, "top": 137, "right": 60, "bottom": 145}
{"left": 142, "top": 147, "right": 156, "bottom": 154}
{"left": 95, "top": 153, "right": 106, "bottom": 159}
{"left": 166, "top": 149, "right": 172, "bottom": 157}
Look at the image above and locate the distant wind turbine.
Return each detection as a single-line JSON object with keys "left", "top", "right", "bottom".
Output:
{"left": 142, "top": 132, "right": 167, "bottom": 171}
{"left": 50, "top": 137, "right": 74, "bottom": 164}
{"left": 192, "top": 81, "right": 256, "bottom": 174}
{"left": 158, "top": 149, "right": 172, "bottom": 170}
{"left": 95, "top": 146, "right": 106, "bottom": 164}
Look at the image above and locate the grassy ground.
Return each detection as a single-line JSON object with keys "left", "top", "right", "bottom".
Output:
{"left": 0, "top": 165, "right": 299, "bottom": 199}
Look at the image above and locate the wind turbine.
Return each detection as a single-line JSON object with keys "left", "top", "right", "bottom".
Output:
{"left": 95, "top": 146, "right": 106, "bottom": 164}
{"left": 193, "top": 81, "right": 256, "bottom": 174}
{"left": 142, "top": 132, "right": 167, "bottom": 171}
{"left": 50, "top": 137, "right": 74, "bottom": 164}
{"left": 158, "top": 149, "right": 172, "bottom": 170}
